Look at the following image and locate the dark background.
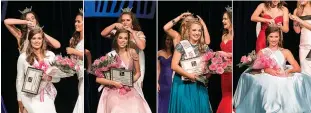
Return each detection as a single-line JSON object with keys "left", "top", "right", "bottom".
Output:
{"left": 233, "top": 1, "right": 300, "bottom": 92}
{"left": 84, "top": 1, "right": 156, "bottom": 113}
{"left": 1, "top": 1, "right": 82, "bottom": 113}
{"left": 158, "top": 1, "right": 232, "bottom": 112}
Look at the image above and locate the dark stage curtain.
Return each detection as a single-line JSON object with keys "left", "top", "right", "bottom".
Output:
{"left": 1, "top": 1, "right": 82, "bottom": 113}
{"left": 158, "top": 1, "right": 232, "bottom": 112}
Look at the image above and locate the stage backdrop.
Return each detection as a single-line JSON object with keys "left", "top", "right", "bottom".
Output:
{"left": 84, "top": 1, "right": 156, "bottom": 113}
{"left": 1, "top": 1, "right": 82, "bottom": 113}
{"left": 158, "top": 1, "right": 232, "bottom": 112}
{"left": 233, "top": 1, "right": 300, "bottom": 92}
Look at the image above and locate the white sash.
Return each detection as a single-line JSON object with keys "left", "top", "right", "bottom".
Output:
{"left": 180, "top": 40, "right": 196, "bottom": 59}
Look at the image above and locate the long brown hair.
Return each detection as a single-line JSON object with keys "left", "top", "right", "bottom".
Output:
{"left": 185, "top": 20, "right": 206, "bottom": 53}
{"left": 112, "top": 29, "right": 131, "bottom": 53}
{"left": 117, "top": 12, "right": 141, "bottom": 31}
{"left": 222, "top": 10, "right": 232, "bottom": 38}
{"left": 70, "top": 11, "right": 83, "bottom": 48}
{"left": 20, "top": 11, "right": 40, "bottom": 51}
{"left": 26, "top": 28, "right": 47, "bottom": 65}
{"left": 265, "top": 25, "right": 283, "bottom": 47}
{"left": 264, "top": 1, "right": 287, "bottom": 10}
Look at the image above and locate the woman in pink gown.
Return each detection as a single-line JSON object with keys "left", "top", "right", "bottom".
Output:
{"left": 251, "top": 1, "right": 289, "bottom": 52}
{"left": 96, "top": 29, "right": 151, "bottom": 113}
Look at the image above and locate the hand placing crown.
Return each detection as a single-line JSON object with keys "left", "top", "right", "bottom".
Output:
{"left": 19, "top": 6, "right": 32, "bottom": 14}
{"left": 225, "top": 5, "right": 232, "bottom": 13}
{"left": 122, "top": 7, "right": 132, "bottom": 13}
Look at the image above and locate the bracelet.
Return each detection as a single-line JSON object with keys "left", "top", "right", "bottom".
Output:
{"left": 172, "top": 19, "right": 176, "bottom": 25}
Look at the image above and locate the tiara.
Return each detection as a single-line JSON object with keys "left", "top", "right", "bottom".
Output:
{"left": 32, "top": 25, "right": 44, "bottom": 30}
{"left": 79, "top": 8, "right": 83, "bottom": 14}
{"left": 19, "top": 6, "right": 32, "bottom": 14}
{"left": 121, "top": 7, "right": 132, "bottom": 13}
{"left": 225, "top": 5, "right": 232, "bottom": 13}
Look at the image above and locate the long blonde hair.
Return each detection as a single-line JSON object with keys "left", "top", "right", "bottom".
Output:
{"left": 185, "top": 20, "right": 206, "bottom": 53}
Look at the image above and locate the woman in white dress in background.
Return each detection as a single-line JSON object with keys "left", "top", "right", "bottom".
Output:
{"left": 290, "top": 1, "right": 311, "bottom": 75}
{"left": 66, "top": 9, "right": 84, "bottom": 113}
{"left": 16, "top": 27, "right": 59, "bottom": 113}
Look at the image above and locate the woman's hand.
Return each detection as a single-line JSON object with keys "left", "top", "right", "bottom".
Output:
{"left": 18, "top": 101, "right": 27, "bottom": 113}
{"left": 123, "top": 26, "right": 134, "bottom": 33}
{"left": 112, "top": 81, "right": 123, "bottom": 88}
{"left": 114, "top": 23, "right": 124, "bottom": 30}
{"left": 264, "top": 68, "right": 281, "bottom": 76}
{"left": 179, "top": 12, "right": 193, "bottom": 19}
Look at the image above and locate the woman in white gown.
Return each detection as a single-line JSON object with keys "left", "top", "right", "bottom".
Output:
{"left": 16, "top": 27, "right": 59, "bottom": 113}
{"left": 101, "top": 7, "right": 146, "bottom": 92}
{"left": 66, "top": 9, "right": 84, "bottom": 113}
{"left": 233, "top": 26, "right": 311, "bottom": 113}
{"left": 290, "top": 1, "right": 311, "bottom": 76}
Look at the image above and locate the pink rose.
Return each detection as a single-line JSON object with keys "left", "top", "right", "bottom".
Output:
{"left": 247, "top": 56, "right": 252, "bottom": 62}
{"left": 217, "top": 57, "right": 223, "bottom": 63}
{"left": 209, "top": 64, "right": 217, "bottom": 71}
{"left": 240, "top": 56, "right": 248, "bottom": 63}
{"left": 93, "top": 60, "right": 100, "bottom": 66}
{"left": 118, "top": 87, "right": 128, "bottom": 95}
{"left": 216, "top": 67, "right": 224, "bottom": 74}
{"left": 100, "top": 56, "right": 107, "bottom": 61}
{"left": 99, "top": 67, "right": 109, "bottom": 72}
{"left": 212, "top": 58, "right": 218, "bottom": 64}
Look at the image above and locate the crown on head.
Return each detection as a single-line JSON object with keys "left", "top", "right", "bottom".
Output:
{"left": 225, "top": 5, "right": 232, "bottom": 13}
{"left": 32, "top": 25, "right": 44, "bottom": 31}
{"left": 122, "top": 7, "right": 132, "bottom": 13}
{"left": 19, "top": 6, "right": 32, "bottom": 14}
{"left": 79, "top": 8, "right": 83, "bottom": 14}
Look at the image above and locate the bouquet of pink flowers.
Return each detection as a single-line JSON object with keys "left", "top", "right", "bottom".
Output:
{"left": 202, "top": 51, "right": 232, "bottom": 74}
{"left": 91, "top": 55, "right": 122, "bottom": 78}
{"left": 252, "top": 53, "right": 280, "bottom": 70}
{"left": 51, "top": 55, "right": 80, "bottom": 75}
{"left": 237, "top": 50, "right": 257, "bottom": 68}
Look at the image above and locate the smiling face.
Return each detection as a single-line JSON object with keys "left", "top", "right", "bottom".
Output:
{"left": 267, "top": 31, "right": 280, "bottom": 47}
{"left": 117, "top": 32, "right": 129, "bottom": 49}
{"left": 30, "top": 33, "right": 43, "bottom": 49}
{"left": 75, "top": 15, "right": 83, "bottom": 32}
{"left": 222, "top": 12, "right": 232, "bottom": 30}
{"left": 188, "top": 23, "right": 202, "bottom": 42}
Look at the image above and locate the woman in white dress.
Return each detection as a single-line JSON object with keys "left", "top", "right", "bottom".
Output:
{"left": 16, "top": 27, "right": 59, "bottom": 113}
{"left": 4, "top": 6, "right": 61, "bottom": 113}
{"left": 233, "top": 26, "right": 311, "bottom": 113}
{"left": 66, "top": 9, "right": 84, "bottom": 113}
{"left": 101, "top": 7, "right": 146, "bottom": 90}
{"left": 290, "top": 1, "right": 311, "bottom": 75}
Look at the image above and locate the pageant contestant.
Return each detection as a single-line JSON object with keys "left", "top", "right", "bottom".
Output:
{"left": 290, "top": 1, "right": 311, "bottom": 75}
{"left": 251, "top": 1, "right": 289, "bottom": 52}
{"left": 66, "top": 9, "right": 84, "bottom": 113}
{"left": 216, "top": 6, "right": 233, "bottom": 113}
{"left": 101, "top": 7, "right": 146, "bottom": 90}
{"left": 163, "top": 11, "right": 210, "bottom": 47}
{"left": 168, "top": 20, "right": 212, "bottom": 113}
{"left": 16, "top": 27, "right": 59, "bottom": 113}
{"left": 234, "top": 26, "right": 311, "bottom": 113}
{"left": 157, "top": 34, "right": 174, "bottom": 113}
{"left": 95, "top": 29, "right": 151, "bottom": 113}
